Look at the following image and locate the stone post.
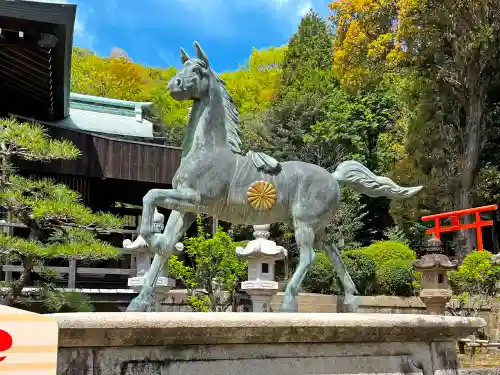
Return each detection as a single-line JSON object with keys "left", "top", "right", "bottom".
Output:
{"left": 493, "top": 254, "right": 500, "bottom": 304}
{"left": 236, "top": 224, "right": 287, "bottom": 312}
{"left": 413, "top": 236, "right": 458, "bottom": 315}
{"left": 123, "top": 208, "right": 176, "bottom": 311}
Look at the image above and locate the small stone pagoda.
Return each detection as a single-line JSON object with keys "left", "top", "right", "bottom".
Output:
{"left": 236, "top": 224, "right": 287, "bottom": 312}
{"left": 123, "top": 208, "right": 176, "bottom": 311}
{"left": 413, "top": 236, "right": 459, "bottom": 315}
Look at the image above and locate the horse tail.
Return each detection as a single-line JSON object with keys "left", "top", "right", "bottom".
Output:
{"left": 332, "top": 160, "right": 422, "bottom": 199}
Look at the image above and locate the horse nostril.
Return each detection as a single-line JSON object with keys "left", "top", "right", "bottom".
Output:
{"left": 176, "top": 78, "right": 182, "bottom": 87}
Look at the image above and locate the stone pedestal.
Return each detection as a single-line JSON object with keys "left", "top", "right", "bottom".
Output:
{"left": 236, "top": 224, "right": 287, "bottom": 312}
{"left": 127, "top": 275, "right": 175, "bottom": 312}
{"left": 53, "top": 312, "right": 485, "bottom": 375}
{"left": 418, "top": 288, "right": 453, "bottom": 315}
{"left": 123, "top": 208, "right": 176, "bottom": 311}
{"left": 241, "top": 281, "right": 278, "bottom": 312}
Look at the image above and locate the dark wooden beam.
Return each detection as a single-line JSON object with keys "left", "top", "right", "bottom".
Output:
{"left": 109, "top": 206, "right": 143, "bottom": 215}
{"left": 0, "top": 16, "right": 55, "bottom": 35}
{"left": 0, "top": 62, "right": 51, "bottom": 93}
{"left": 0, "top": 28, "right": 55, "bottom": 49}
{"left": 0, "top": 2, "right": 76, "bottom": 26}
{"left": 0, "top": 221, "right": 139, "bottom": 235}
{"left": 2, "top": 81, "right": 52, "bottom": 104}
{"left": 6, "top": 46, "right": 52, "bottom": 71}
{"left": 0, "top": 67, "right": 52, "bottom": 97}
{"left": 0, "top": 48, "right": 51, "bottom": 75}
{"left": 0, "top": 54, "right": 52, "bottom": 85}
{"left": 0, "top": 2, "right": 76, "bottom": 121}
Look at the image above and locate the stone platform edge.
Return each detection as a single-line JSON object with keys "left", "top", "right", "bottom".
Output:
{"left": 49, "top": 312, "right": 485, "bottom": 348}
{"left": 460, "top": 368, "right": 500, "bottom": 375}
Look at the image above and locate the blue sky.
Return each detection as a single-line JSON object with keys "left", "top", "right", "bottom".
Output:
{"left": 34, "top": 0, "right": 332, "bottom": 72}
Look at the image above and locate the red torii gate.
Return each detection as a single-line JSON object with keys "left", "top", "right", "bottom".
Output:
{"left": 421, "top": 205, "right": 498, "bottom": 252}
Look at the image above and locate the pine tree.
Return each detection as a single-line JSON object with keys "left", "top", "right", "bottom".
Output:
{"left": 0, "top": 117, "right": 123, "bottom": 311}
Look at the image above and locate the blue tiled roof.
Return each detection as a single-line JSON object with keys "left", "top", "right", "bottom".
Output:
{"left": 35, "top": 93, "right": 156, "bottom": 138}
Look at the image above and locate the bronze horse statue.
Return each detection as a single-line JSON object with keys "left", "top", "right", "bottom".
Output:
{"left": 126, "top": 42, "right": 422, "bottom": 312}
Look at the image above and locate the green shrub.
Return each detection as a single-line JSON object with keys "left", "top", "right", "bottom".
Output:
{"left": 341, "top": 250, "right": 377, "bottom": 295}
{"left": 360, "top": 241, "right": 416, "bottom": 267}
{"left": 302, "top": 251, "right": 337, "bottom": 294}
{"left": 356, "top": 241, "right": 417, "bottom": 296}
{"left": 302, "top": 250, "right": 377, "bottom": 295}
{"left": 449, "top": 251, "right": 500, "bottom": 296}
{"left": 376, "top": 259, "right": 415, "bottom": 296}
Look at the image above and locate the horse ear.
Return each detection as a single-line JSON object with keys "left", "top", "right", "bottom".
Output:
{"left": 180, "top": 48, "right": 190, "bottom": 64}
{"left": 193, "top": 41, "right": 209, "bottom": 66}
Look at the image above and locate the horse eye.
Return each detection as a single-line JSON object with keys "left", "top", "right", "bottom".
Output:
{"left": 193, "top": 67, "right": 202, "bottom": 76}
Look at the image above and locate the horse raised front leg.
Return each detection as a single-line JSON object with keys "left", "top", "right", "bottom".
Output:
{"left": 126, "top": 211, "right": 196, "bottom": 312}
{"left": 139, "top": 188, "right": 200, "bottom": 251}
{"left": 321, "top": 240, "right": 360, "bottom": 312}
{"left": 280, "top": 223, "right": 315, "bottom": 313}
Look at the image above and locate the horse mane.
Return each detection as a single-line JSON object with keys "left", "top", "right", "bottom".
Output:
{"left": 217, "top": 73, "right": 242, "bottom": 154}
{"left": 191, "top": 58, "right": 242, "bottom": 154}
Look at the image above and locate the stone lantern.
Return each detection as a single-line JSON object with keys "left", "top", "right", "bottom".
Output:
{"left": 413, "top": 236, "right": 458, "bottom": 315}
{"left": 123, "top": 208, "right": 177, "bottom": 311}
{"left": 236, "top": 224, "right": 287, "bottom": 312}
{"left": 493, "top": 253, "right": 500, "bottom": 265}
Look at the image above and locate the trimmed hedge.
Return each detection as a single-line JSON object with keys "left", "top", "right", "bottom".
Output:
{"left": 360, "top": 241, "right": 416, "bottom": 267}
{"left": 376, "top": 259, "right": 415, "bottom": 296}
{"left": 302, "top": 250, "right": 376, "bottom": 295}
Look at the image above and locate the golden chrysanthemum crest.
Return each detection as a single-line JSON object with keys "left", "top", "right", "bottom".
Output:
{"left": 247, "top": 180, "right": 277, "bottom": 210}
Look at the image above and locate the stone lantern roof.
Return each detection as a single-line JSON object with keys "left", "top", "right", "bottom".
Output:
{"left": 235, "top": 224, "right": 287, "bottom": 259}
{"left": 413, "top": 254, "right": 459, "bottom": 270}
{"left": 413, "top": 236, "right": 458, "bottom": 271}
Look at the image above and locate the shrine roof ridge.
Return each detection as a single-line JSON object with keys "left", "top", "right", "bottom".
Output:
{"left": 70, "top": 93, "right": 153, "bottom": 120}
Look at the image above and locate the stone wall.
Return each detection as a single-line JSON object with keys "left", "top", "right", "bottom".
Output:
{"left": 126, "top": 290, "right": 500, "bottom": 339}
{"left": 53, "top": 311, "right": 484, "bottom": 375}
{"left": 160, "top": 292, "right": 424, "bottom": 314}
{"left": 269, "top": 293, "right": 428, "bottom": 314}
{"left": 270, "top": 293, "right": 500, "bottom": 339}
{"left": 161, "top": 289, "right": 252, "bottom": 312}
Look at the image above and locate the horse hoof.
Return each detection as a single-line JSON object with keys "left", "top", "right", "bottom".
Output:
{"left": 279, "top": 299, "right": 299, "bottom": 313}
{"left": 344, "top": 294, "right": 360, "bottom": 313}
{"left": 278, "top": 306, "right": 298, "bottom": 313}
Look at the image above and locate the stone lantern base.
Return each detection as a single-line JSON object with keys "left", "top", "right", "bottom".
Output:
{"left": 128, "top": 276, "right": 175, "bottom": 312}
{"left": 241, "top": 280, "right": 279, "bottom": 312}
{"left": 420, "top": 288, "right": 453, "bottom": 315}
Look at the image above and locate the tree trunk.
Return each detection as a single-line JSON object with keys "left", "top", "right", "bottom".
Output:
{"left": 492, "top": 216, "right": 500, "bottom": 254}
{"left": 1, "top": 224, "right": 39, "bottom": 306}
{"left": 1, "top": 256, "right": 33, "bottom": 306}
{"left": 457, "top": 94, "right": 483, "bottom": 260}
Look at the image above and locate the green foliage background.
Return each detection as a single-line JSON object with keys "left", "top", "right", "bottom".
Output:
{"left": 66, "top": 4, "right": 500, "bottom": 297}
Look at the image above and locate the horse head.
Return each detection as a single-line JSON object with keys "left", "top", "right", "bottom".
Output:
{"left": 168, "top": 42, "right": 212, "bottom": 101}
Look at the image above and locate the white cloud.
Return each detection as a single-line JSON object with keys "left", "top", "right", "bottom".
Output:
{"left": 73, "top": 19, "right": 84, "bottom": 37}
{"left": 156, "top": 47, "right": 177, "bottom": 67}
{"left": 298, "top": 2, "right": 313, "bottom": 17}
{"left": 258, "top": 0, "right": 319, "bottom": 35}
{"left": 25, "top": 0, "right": 95, "bottom": 48}
{"left": 253, "top": 0, "right": 321, "bottom": 28}
{"left": 271, "top": 0, "right": 292, "bottom": 7}
{"left": 72, "top": 4, "right": 95, "bottom": 50}
{"left": 160, "top": 0, "right": 324, "bottom": 39}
